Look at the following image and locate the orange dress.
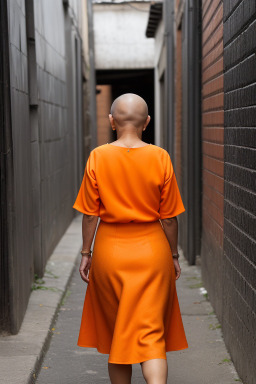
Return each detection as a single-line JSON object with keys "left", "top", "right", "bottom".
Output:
{"left": 73, "top": 143, "right": 188, "bottom": 364}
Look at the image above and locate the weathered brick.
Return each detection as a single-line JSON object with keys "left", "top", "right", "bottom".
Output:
{"left": 202, "top": 0, "right": 222, "bottom": 26}
{"left": 202, "top": 3, "right": 223, "bottom": 44}
{"left": 224, "top": 19, "right": 256, "bottom": 70}
{"left": 202, "top": 40, "right": 223, "bottom": 71}
{"left": 223, "top": 0, "right": 243, "bottom": 22}
{"left": 203, "top": 194, "right": 224, "bottom": 227}
{"left": 225, "top": 83, "right": 256, "bottom": 109}
{"left": 203, "top": 168, "right": 224, "bottom": 194}
{"left": 225, "top": 181, "right": 256, "bottom": 216}
{"left": 224, "top": 201, "right": 256, "bottom": 240}
{"left": 202, "top": 57, "right": 223, "bottom": 83}
{"left": 224, "top": 54, "right": 256, "bottom": 92}
{"left": 202, "top": 92, "right": 224, "bottom": 111}
{"left": 202, "top": 141, "right": 224, "bottom": 159}
{"left": 223, "top": 0, "right": 256, "bottom": 46}
{"left": 224, "top": 220, "right": 256, "bottom": 264}
{"left": 202, "top": 126, "right": 224, "bottom": 143}
{"left": 224, "top": 107, "right": 256, "bottom": 127}
{"left": 224, "top": 128, "right": 256, "bottom": 148}
{"left": 202, "top": 74, "right": 223, "bottom": 96}
{"left": 203, "top": 154, "right": 224, "bottom": 176}
{"left": 223, "top": 255, "right": 256, "bottom": 311}
{"left": 202, "top": 110, "right": 224, "bottom": 126}
{"left": 225, "top": 163, "right": 255, "bottom": 193}
{"left": 202, "top": 208, "right": 224, "bottom": 246}
{"left": 225, "top": 145, "right": 256, "bottom": 170}
{"left": 202, "top": 22, "right": 223, "bottom": 57}
{"left": 203, "top": 183, "right": 224, "bottom": 211}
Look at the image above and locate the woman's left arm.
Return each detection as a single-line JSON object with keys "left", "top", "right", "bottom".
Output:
{"left": 79, "top": 214, "right": 99, "bottom": 284}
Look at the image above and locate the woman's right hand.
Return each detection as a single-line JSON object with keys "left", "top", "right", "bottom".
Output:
{"left": 173, "top": 258, "right": 181, "bottom": 280}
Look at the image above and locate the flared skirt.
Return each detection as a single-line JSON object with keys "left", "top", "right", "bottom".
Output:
{"left": 77, "top": 219, "right": 188, "bottom": 364}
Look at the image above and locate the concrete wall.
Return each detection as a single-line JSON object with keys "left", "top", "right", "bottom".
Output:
{"left": 34, "top": 0, "right": 75, "bottom": 271}
{"left": 93, "top": 1, "right": 154, "bottom": 70}
{"left": 1, "top": 0, "right": 91, "bottom": 334}
{"left": 6, "top": 0, "right": 34, "bottom": 334}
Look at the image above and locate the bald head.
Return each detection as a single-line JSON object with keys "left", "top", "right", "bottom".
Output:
{"left": 110, "top": 93, "right": 148, "bottom": 128}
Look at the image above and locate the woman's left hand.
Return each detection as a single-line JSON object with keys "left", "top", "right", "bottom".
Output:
{"left": 79, "top": 256, "right": 92, "bottom": 284}
{"left": 173, "top": 258, "right": 181, "bottom": 280}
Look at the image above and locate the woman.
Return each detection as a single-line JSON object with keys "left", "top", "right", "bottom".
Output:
{"left": 73, "top": 93, "right": 188, "bottom": 384}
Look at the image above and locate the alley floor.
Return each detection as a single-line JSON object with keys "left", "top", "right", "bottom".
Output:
{"left": 35, "top": 248, "right": 241, "bottom": 384}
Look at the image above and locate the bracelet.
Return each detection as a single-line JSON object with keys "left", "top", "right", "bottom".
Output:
{"left": 172, "top": 253, "right": 180, "bottom": 259}
{"left": 80, "top": 249, "right": 92, "bottom": 257}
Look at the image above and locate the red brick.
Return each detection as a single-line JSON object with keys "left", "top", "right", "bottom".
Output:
{"left": 202, "top": 0, "right": 221, "bottom": 22}
{"left": 202, "top": 208, "right": 224, "bottom": 247}
{"left": 203, "top": 194, "right": 224, "bottom": 227}
{"left": 203, "top": 155, "right": 224, "bottom": 177}
{"left": 203, "top": 183, "right": 224, "bottom": 212}
{"left": 202, "top": 141, "right": 224, "bottom": 160}
{"left": 202, "top": 57, "right": 223, "bottom": 83}
{"left": 202, "top": 0, "right": 211, "bottom": 17}
{"left": 96, "top": 85, "right": 112, "bottom": 145}
{"left": 203, "top": 169, "right": 224, "bottom": 194}
{"left": 202, "top": 92, "right": 224, "bottom": 111}
{"left": 202, "top": 127, "right": 224, "bottom": 143}
{"left": 202, "top": 40, "right": 223, "bottom": 71}
{"left": 202, "top": 23, "right": 223, "bottom": 58}
{"left": 202, "top": 75, "right": 224, "bottom": 96}
{"left": 201, "top": 0, "right": 224, "bottom": 255}
{"left": 202, "top": 110, "right": 224, "bottom": 126}
{"left": 203, "top": 3, "right": 223, "bottom": 44}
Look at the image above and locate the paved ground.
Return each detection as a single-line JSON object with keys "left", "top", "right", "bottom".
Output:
{"left": 35, "top": 247, "right": 242, "bottom": 384}
{"left": 0, "top": 215, "right": 83, "bottom": 384}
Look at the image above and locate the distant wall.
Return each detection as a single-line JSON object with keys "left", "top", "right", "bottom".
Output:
{"left": 93, "top": 2, "right": 154, "bottom": 69}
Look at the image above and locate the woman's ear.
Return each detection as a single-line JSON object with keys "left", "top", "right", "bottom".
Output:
{"left": 109, "top": 114, "right": 115, "bottom": 129}
{"left": 143, "top": 115, "right": 151, "bottom": 130}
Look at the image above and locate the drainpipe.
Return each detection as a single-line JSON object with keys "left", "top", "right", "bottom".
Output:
{"left": 164, "top": 0, "right": 175, "bottom": 161}
{"left": 87, "top": 0, "right": 98, "bottom": 149}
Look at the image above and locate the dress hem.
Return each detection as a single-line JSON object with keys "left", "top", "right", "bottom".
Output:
{"left": 77, "top": 342, "right": 189, "bottom": 364}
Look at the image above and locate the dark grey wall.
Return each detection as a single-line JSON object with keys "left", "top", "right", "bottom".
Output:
{"left": 223, "top": 1, "right": 256, "bottom": 383}
{"left": 6, "top": 0, "right": 34, "bottom": 334}
{"left": 33, "top": 0, "right": 78, "bottom": 267}
{"left": 1, "top": 0, "right": 92, "bottom": 334}
{"left": 179, "top": 0, "right": 202, "bottom": 266}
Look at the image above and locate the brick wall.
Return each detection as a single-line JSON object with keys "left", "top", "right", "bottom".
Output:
{"left": 201, "top": 0, "right": 224, "bottom": 316}
{"left": 223, "top": 1, "right": 256, "bottom": 383}
{"left": 96, "top": 85, "right": 112, "bottom": 146}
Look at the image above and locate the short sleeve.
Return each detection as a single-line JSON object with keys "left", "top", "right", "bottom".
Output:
{"left": 159, "top": 153, "right": 185, "bottom": 219}
{"left": 73, "top": 151, "right": 100, "bottom": 216}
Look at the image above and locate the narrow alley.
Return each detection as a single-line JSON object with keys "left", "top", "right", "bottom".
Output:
{"left": 1, "top": 0, "right": 255, "bottom": 383}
